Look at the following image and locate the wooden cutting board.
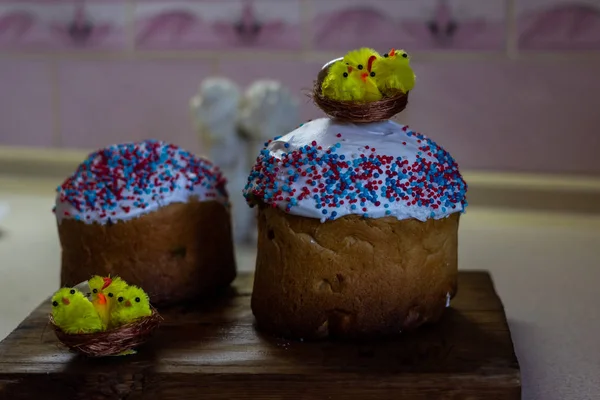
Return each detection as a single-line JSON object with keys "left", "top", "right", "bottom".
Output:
{"left": 0, "top": 271, "right": 520, "bottom": 400}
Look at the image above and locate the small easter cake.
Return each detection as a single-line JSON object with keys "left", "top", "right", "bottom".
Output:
{"left": 244, "top": 48, "right": 468, "bottom": 339}
{"left": 55, "top": 139, "right": 236, "bottom": 306}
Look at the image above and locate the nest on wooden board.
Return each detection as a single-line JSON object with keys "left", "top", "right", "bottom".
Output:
{"left": 49, "top": 307, "right": 162, "bottom": 357}
{"left": 311, "top": 58, "right": 410, "bottom": 124}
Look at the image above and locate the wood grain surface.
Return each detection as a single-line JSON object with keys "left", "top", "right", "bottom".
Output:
{"left": 0, "top": 271, "right": 521, "bottom": 400}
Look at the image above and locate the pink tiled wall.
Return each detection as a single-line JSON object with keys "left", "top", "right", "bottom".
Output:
{"left": 0, "top": 0, "right": 599, "bottom": 175}
{"left": 58, "top": 59, "right": 214, "bottom": 153}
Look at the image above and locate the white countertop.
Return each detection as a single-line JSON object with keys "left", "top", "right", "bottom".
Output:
{"left": 0, "top": 174, "right": 599, "bottom": 400}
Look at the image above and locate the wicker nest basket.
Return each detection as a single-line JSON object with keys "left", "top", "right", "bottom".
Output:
{"left": 312, "top": 58, "right": 409, "bottom": 123}
{"left": 49, "top": 307, "right": 162, "bottom": 357}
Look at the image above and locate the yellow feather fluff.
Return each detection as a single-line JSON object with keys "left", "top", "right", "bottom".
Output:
{"left": 374, "top": 48, "right": 416, "bottom": 95}
{"left": 343, "top": 47, "right": 381, "bottom": 70}
{"left": 110, "top": 285, "right": 152, "bottom": 328}
{"left": 51, "top": 287, "right": 103, "bottom": 334}
{"left": 88, "top": 275, "right": 129, "bottom": 329}
{"left": 322, "top": 59, "right": 382, "bottom": 102}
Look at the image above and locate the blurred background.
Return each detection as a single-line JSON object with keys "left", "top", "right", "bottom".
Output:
{"left": 0, "top": 1, "right": 599, "bottom": 398}
{"left": 0, "top": 0, "right": 598, "bottom": 173}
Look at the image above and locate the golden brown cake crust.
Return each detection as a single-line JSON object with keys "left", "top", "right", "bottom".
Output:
{"left": 251, "top": 206, "right": 459, "bottom": 339}
{"left": 59, "top": 200, "right": 236, "bottom": 306}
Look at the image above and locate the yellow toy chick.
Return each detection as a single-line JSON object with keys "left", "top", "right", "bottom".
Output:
{"left": 342, "top": 47, "right": 383, "bottom": 102}
{"left": 343, "top": 47, "right": 381, "bottom": 71}
{"left": 110, "top": 285, "right": 152, "bottom": 328}
{"left": 89, "top": 275, "right": 126, "bottom": 329}
{"left": 89, "top": 275, "right": 128, "bottom": 298}
{"left": 375, "top": 48, "right": 416, "bottom": 95}
{"left": 322, "top": 59, "right": 382, "bottom": 102}
{"left": 51, "top": 287, "right": 103, "bottom": 334}
{"left": 88, "top": 275, "right": 107, "bottom": 298}
{"left": 103, "top": 276, "right": 129, "bottom": 307}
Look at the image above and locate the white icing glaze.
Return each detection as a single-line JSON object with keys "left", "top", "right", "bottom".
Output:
{"left": 55, "top": 140, "right": 229, "bottom": 225}
{"left": 244, "top": 118, "right": 467, "bottom": 223}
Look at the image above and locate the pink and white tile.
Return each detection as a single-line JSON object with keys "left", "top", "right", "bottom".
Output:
{"left": 57, "top": 59, "right": 212, "bottom": 154}
{"left": 398, "top": 60, "right": 600, "bottom": 174}
{"left": 517, "top": 0, "right": 600, "bottom": 50}
{"left": 310, "top": 0, "right": 507, "bottom": 52}
{"left": 0, "top": 1, "right": 127, "bottom": 50}
{"left": 134, "top": 0, "right": 302, "bottom": 50}
{"left": 0, "top": 59, "right": 54, "bottom": 148}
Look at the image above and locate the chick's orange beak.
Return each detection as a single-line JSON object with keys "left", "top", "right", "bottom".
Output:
{"left": 361, "top": 72, "right": 369, "bottom": 82}
{"left": 125, "top": 300, "right": 132, "bottom": 307}
{"left": 61, "top": 297, "right": 70, "bottom": 305}
{"left": 97, "top": 293, "right": 107, "bottom": 305}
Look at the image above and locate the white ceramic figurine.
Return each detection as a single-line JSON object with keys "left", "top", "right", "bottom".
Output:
{"left": 190, "top": 78, "right": 253, "bottom": 243}
{"left": 190, "top": 78, "right": 301, "bottom": 244}
{"left": 237, "top": 80, "right": 301, "bottom": 167}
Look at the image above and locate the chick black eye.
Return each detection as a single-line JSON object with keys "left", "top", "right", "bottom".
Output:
{"left": 108, "top": 293, "right": 113, "bottom": 297}
{"left": 52, "top": 301, "right": 58, "bottom": 307}
{"left": 343, "top": 72, "right": 348, "bottom": 78}
{"left": 357, "top": 64, "right": 363, "bottom": 70}
{"left": 383, "top": 53, "right": 389, "bottom": 58}
{"left": 135, "top": 297, "right": 141, "bottom": 303}
{"left": 118, "top": 297, "right": 124, "bottom": 302}
{"left": 370, "top": 72, "right": 376, "bottom": 77}
{"left": 402, "top": 53, "right": 408, "bottom": 58}
{"left": 92, "top": 289, "right": 97, "bottom": 293}
{"left": 70, "top": 289, "right": 75, "bottom": 295}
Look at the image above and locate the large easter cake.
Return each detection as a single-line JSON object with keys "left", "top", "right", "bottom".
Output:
{"left": 244, "top": 48, "right": 468, "bottom": 339}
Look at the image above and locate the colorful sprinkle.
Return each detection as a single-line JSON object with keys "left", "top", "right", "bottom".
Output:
{"left": 243, "top": 120, "right": 467, "bottom": 222}
{"left": 55, "top": 140, "right": 228, "bottom": 223}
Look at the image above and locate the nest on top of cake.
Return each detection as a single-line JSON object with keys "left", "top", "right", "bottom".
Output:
{"left": 312, "top": 47, "right": 414, "bottom": 123}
